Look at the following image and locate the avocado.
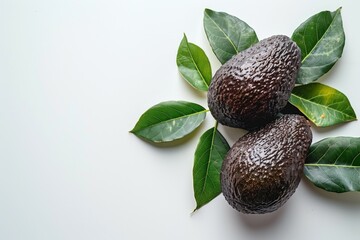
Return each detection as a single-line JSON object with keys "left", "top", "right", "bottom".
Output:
{"left": 208, "top": 35, "right": 301, "bottom": 130}
{"left": 221, "top": 114, "right": 312, "bottom": 214}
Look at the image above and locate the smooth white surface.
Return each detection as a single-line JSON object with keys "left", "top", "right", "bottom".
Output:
{"left": 1, "top": 0, "right": 360, "bottom": 239}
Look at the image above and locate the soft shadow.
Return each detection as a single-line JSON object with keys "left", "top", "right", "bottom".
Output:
{"left": 219, "top": 125, "right": 248, "bottom": 146}
{"left": 281, "top": 102, "right": 307, "bottom": 118}
{"left": 237, "top": 204, "right": 287, "bottom": 229}
{"left": 315, "top": 57, "right": 343, "bottom": 83}
{"left": 177, "top": 73, "right": 207, "bottom": 99}
{"left": 302, "top": 177, "right": 360, "bottom": 206}
{"left": 311, "top": 122, "right": 352, "bottom": 135}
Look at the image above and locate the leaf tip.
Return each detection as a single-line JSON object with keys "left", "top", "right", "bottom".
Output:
{"left": 204, "top": 8, "right": 214, "bottom": 16}
{"left": 129, "top": 124, "right": 137, "bottom": 133}
{"left": 192, "top": 205, "right": 200, "bottom": 214}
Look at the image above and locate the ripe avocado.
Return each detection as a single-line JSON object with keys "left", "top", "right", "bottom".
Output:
{"left": 208, "top": 35, "right": 301, "bottom": 130}
{"left": 221, "top": 114, "right": 312, "bottom": 214}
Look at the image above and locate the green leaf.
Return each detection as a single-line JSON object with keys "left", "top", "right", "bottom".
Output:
{"left": 193, "top": 123, "right": 230, "bottom": 211}
{"left": 131, "top": 101, "right": 207, "bottom": 143}
{"left": 203, "top": 8, "right": 259, "bottom": 64}
{"left": 292, "top": 8, "right": 345, "bottom": 84}
{"left": 305, "top": 137, "right": 360, "bottom": 193}
{"left": 176, "top": 34, "right": 212, "bottom": 91}
{"left": 289, "top": 83, "right": 356, "bottom": 127}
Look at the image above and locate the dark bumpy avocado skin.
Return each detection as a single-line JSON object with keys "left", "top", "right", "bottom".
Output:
{"left": 221, "top": 115, "right": 312, "bottom": 214}
{"left": 208, "top": 35, "right": 301, "bottom": 130}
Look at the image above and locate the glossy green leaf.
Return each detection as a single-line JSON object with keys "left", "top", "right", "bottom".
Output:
{"left": 289, "top": 83, "right": 356, "bottom": 127}
{"left": 131, "top": 101, "right": 207, "bottom": 143}
{"left": 305, "top": 137, "right": 360, "bottom": 193}
{"left": 176, "top": 34, "right": 212, "bottom": 91}
{"left": 292, "top": 8, "right": 345, "bottom": 84}
{"left": 203, "top": 8, "right": 259, "bottom": 64}
{"left": 193, "top": 124, "right": 230, "bottom": 211}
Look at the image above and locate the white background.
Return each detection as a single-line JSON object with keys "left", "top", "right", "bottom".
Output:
{"left": 1, "top": 0, "right": 360, "bottom": 239}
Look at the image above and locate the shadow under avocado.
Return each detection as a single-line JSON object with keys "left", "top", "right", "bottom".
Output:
{"left": 237, "top": 204, "right": 287, "bottom": 229}
{"left": 218, "top": 124, "right": 248, "bottom": 146}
